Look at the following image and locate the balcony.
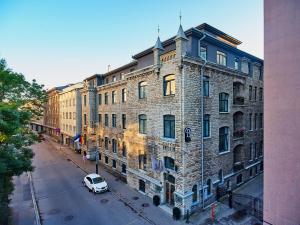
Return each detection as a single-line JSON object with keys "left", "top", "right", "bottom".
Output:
{"left": 233, "top": 162, "right": 244, "bottom": 172}
{"left": 233, "top": 128, "right": 245, "bottom": 139}
{"left": 233, "top": 82, "right": 245, "bottom": 106}
{"left": 233, "top": 96, "right": 245, "bottom": 105}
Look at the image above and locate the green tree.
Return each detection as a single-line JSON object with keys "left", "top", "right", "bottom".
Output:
{"left": 0, "top": 59, "right": 47, "bottom": 225}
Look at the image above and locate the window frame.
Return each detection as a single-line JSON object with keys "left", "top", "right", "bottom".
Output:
{"left": 139, "top": 114, "right": 147, "bottom": 134}
{"left": 203, "top": 114, "right": 210, "bottom": 138}
{"left": 219, "top": 126, "right": 229, "bottom": 153}
{"left": 138, "top": 81, "right": 147, "bottom": 99}
{"left": 217, "top": 51, "right": 227, "bottom": 66}
{"left": 163, "top": 115, "right": 175, "bottom": 139}
{"left": 219, "top": 93, "right": 229, "bottom": 113}
{"left": 203, "top": 76, "right": 210, "bottom": 97}
{"left": 163, "top": 74, "right": 176, "bottom": 96}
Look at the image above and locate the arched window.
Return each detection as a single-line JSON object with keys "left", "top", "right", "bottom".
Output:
{"left": 139, "top": 114, "right": 147, "bottom": 134}
{"left": 164, "top": 115, "right": 175, "bottom": 138}
{"left": 163, "top": 74, "right": 175, "bottom": 96}
{"left": 192, "top": 185, "right": 198, "bottom": 202}
{"left": 219, "top": 127, "right": 229, "bottom": 152}
{"left": 219, "top": 92, "right": 229, "bottom": 112}
{"left": 139, "top": 81, "right": 147, "bottom": 99}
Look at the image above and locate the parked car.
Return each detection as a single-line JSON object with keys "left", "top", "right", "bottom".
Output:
{"left": 83, "top": 173, "right": 108, "bottom": 194}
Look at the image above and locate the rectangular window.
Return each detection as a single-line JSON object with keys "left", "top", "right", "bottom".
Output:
{"left": 138, "top": 153, "right": 147, "bottom": 171}
{"left": 112, "top": 139, "right": 117, "bottom": 153}
{"left": 112, "top": 76, "right": 116, "bottom": 82}
{"left": 139, "top": 179, "right": 145, "bottom": 193}
{"left": 84, "top": 95, "right": 87, "bottom": 106}
{"left": 163, "top": 75, "right": 175, "bottom": 96}
{"left": 217, "top": 51, "right": 227, "bottom": 66}
{"left": 122, "top": 88, "right": 126, "bottom": 102}
{"left": 203, "top": 76, "right": 209, "bottom": 97}
{"left": 98, "top": 114, "right": 102, "bottom": 123}
{"left": 105, "top": 156, "right": 108, "bottom": 164}
{"left": 139, "top": 82, "right": 147, "bottom": 99}
{"left": 139, "top": 114, "right": 147, "bottom": 134}
{"left": 259, "top": 88, "right": 263, "bottom": 101}
{"left": 105, "top": 92, "right": 108, "bottom": 104}
{"left": 122, "top": 114, "right": 126, "bottom": 129}
{"left": 254, "top": 143, "right": 257, "bottom": 158}
{"left": 73, "top": 112, "right": 76, "bottom": 120}
{"left": 112, "top": 114, "right": 117, "bottom": 127}
{"left": 164, "top": 115, "right": 175, "bottom": 138}
{"left": 259, "top": 67, "right": 263, "bottom": 80}
{"left": 164, "top": 157, "right": 175, "bottom": 170}
{"left": 219, "top": 93, "right": 229, "bottom": 112}
{"left": 249, "top": 85, "right": 252, "bottom": 101}
{"left": 122, "top": 164, "right": 126, "bottom": 174}
{"left": 199, "top": 45, "right": 207, "bottom": 60}
{"left": 234, "top": 58, "right": 239, "bottom": 70}
{"left": 105, "top": 114, "right": 108, "bottom": 126}
{"left": 219, "top": 127, "right": 229, "bottom": 152}
{"left": 254, "top": 87, "right": 257, "bottom": 101}
{"left": 112, "top": 159, "right": 116, "bottom": 168}
{"left": 98, "top": 94, "right": 102, "bottom": 105}
{"left": 203, "top": 114, "right": 210, "bottom": 137}
{"left": 249, "top": 113, "right": 252, "bottom": 130}
{"left": 254, "top": 113, "right": 257, "bottom": 130}
{"left": 112, "top": 91, "right": 116, "bottom": 104}
{"left": 259, "top": 113, "right": 263, "bottom": 129}
{"left": 105, "top": 137, "right": 109, "bottom": 150}
{"left": 84, "top": 114, "right": 87, "bottom": 125}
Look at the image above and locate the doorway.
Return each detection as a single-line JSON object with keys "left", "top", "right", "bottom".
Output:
{"left": 165, "top": 174, "right": 175, "bottom": 206}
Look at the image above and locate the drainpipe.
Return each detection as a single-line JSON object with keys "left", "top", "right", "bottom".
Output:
{"left": 199, "top": 31, "right": 207, "bottom": 210}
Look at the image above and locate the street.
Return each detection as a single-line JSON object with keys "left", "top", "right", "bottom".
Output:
{"left": 12, "top": 137, "right": 183, "bottom": 225}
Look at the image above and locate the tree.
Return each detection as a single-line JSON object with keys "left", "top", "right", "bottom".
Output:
{"left": 0, "top": 59, "right": 47, "bottom": 225}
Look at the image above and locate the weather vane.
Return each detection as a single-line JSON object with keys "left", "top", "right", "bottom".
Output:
{"left": 179, "top": 10, "right": 182, "bottom": 25}
{"left": 158, "top": 25, "right": 160, "bottom": 36}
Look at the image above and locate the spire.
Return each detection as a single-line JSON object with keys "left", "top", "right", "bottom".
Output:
{"left": 176, "top": 11, "right": 188, "bottom": 40}
{"left": 154, "top": 25, "right": 164, "bottom": 50}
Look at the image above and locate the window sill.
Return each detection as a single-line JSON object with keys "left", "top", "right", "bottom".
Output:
{"left": 219, "top": 112, "right": 230, "bottom": 114}
{"left": 219, "top": 150, "right": 230, "bottom": 155}
{"left": 203, "top": 136, "right": 211, "bottom": 140}
{"left": 161, "top": 137, "right": 176, "bottom": 143}
{"left": 163, "top": 94, "right": 175, "bottom": 98}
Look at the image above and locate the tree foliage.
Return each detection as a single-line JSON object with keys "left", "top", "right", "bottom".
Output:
{"left": 0, "top": 58, "right": 47, "bottom": 225}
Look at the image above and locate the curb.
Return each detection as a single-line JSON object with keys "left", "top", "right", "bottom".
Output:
{"left": 27, "top": 172, "right": 41, "bottom": 225}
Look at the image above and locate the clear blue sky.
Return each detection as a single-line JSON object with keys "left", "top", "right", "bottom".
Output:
{"left": 0, "top": 0, "right": 263, "bottom": 88}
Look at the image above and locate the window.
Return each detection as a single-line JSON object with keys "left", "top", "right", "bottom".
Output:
{"left": 236, "top": 174, "right": 243, "bottom": 184}
{"left": 122, "top": 164, "right": 126, "bottom": 174}
{"left": 104, "top": 137, "right": 109, "bottom": 150}
{"left": 73, "top": 112, "right": 76, "bottom": 120}
{"left": 249, "top": 113, "right": 252, "bottom": 130}
{"left": 112, "top": 91, "right": 116, "bottom": 104}
{"left": 112, "top": 139, "right": 117, "bottom": 153}
{"left": 234, "top": 58, "right": 239, "bottom": 70}
{"left": 122, "top": 114, "right": 126, "bottom": 129}
{"left": 218, "top": 169, "right": 223, "bottom": 183}
{"left": 139, "top": 180, "right": 145, "bottom": 193}
{"left": 219, "top": 93, "right": 229, "bottom": 112}
{"left": 98, "top": 114, "right": 102, "bottom": 123}
{"left": 105, "top": 78, "right": 109, "bottom": 84}
{"left": 254, "top": 143, "right": 257, "bottom": 158}
{"left": 259, "top": 67, "right": 263, "bottom": 80}
{"left": 122, "top": 142, "right": 126, "bottom": 157}
{"left": 249, "top": 143, "right": 253, "bottom": 160}
{"left": 164, "top": 115, "right": 175, "bottom": 138}
{"left": 120, "top": 72, "right": 125, "bottom": 80}
{"left": 138, "top": 153, "right": 147, "bottom": 170}
{"left": 163, "top": 74, "right": 175, "bottom": 96}
{"left": 219, "top": 127, "right": 229, "bottom": 153}
{"left": 198, "top": 45, "right": 207, "bottom": 60}
{"left": 69, "top": 112, "right": 71, "bottom": 120}
{"left": 259, "top": 113, "right": 263, "bottom": 129}
{"left": 104, "top": 114, "right": 108, "bottom": 126}
{"left": 254, "top": 113, "right": 257, "bottom": 130}
{"left": 249, "top": 168, "right": 253, "bottom": 177}
{"left": 105, "top": 156, "right": 108, "bottom": 164}
{"left": 139, "top": 114, "right": 147, "bottom": 134}
{"left": 164, "top": 157, "right": 175, "bottom": 170}
{"left": 112, "top": 159, "right": 116, "bottom": 168}
{"left": 84, "top": 95, "right": 87, "bottom": 106}
{"left": 84, "top": 114, "right": 87, "bottom": 125}
{"left": 192, "top": 185, "right": 198, "bottom": 203}
{"left": 249, "top": 86, "right": 252, "bottom": 100}
{"left": 105, "top": 92, "right": 108, "bottom": 104}
{"left": 112, "top": 114, "right": 117, "bottom": 127}
{"left": 122, "top": 88, "right": 126, "bottom": 102}
{"left": 203, "top": 114, "right": 210, "bottom": 137}
{"left": 98, "top": 94, "right": 102, "bottom": 105}
{"left": 207, "top": 179, "right": 212, "bottom": 196}
{"left": 217, "top": 51, "right": 227, "bottom": 66}
{"left": 99, "top": 152, "right": 101, "bottom": 160}
{"left": 138, "top": 81, "right": 147, "bottom": 99}
{"left": 259, "top": 88, "right": 263, "bottom": 101}
{"left": 254, "top": 87, "right": 257, "bottom": 101}
{"left": 112, "top": 76, "right": 116, "bottom": 82}
{"left": 203, "top": 76, "right": 209, "bottom": 97}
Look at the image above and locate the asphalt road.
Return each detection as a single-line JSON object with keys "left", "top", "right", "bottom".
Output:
{"left": 31, "top": 140, "right": 153, "bottom": 225}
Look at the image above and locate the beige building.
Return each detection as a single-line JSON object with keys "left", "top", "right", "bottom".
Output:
{"left": 59, "top": 82, "right": 83, "bottom": 148}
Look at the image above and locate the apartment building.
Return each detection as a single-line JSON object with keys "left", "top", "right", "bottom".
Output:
{"left": 81, "top": 23, "right": 264, "bottom": 215}
{"left": 59, "top": 82, "right": 83, "bottom": 148}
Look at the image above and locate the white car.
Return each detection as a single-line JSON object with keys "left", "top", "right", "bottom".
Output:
{"left": 83, "top": 173, "right": 108, "bottom": 194}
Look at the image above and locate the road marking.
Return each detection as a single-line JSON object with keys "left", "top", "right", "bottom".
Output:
{"left": 27, "top": 172, "right": 41, "bottom": 225}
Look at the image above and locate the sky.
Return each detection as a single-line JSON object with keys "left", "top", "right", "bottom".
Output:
{"left": 0, "top": 0, "right": 263, "bottom": 89}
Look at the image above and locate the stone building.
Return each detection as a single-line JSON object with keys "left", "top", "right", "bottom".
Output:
{"left": 81, "top": 22, "right": 263, "bottom": 215}
{"left": 59, "top": 82, "right": 83, "bottom": 148}
{"left": 43, "top": 86, "right": 68, "bottom": 141}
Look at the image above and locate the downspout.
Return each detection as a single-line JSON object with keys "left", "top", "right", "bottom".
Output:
{"left": 199, "top": 31, "right": 207, "bottom": 210}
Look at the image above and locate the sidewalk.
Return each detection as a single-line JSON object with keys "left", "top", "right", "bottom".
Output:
{"left": 45, "top": 136, "right": 185, "bottom": 225}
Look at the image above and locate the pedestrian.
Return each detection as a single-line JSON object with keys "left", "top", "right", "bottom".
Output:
{"left": 83, "top": 151, "right": 87, "bottom": 164}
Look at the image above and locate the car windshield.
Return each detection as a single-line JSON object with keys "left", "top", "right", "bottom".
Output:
{"left": 92, "top": 177, "right": 103, "bottom": 184}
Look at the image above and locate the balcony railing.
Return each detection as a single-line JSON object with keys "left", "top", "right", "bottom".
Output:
{"left": 233, "top": 162, "right": 244, "bottom": 172}
{"left": 233, "top": 128, "right": 245, "bottom": 139}
{"left": 233, "top": 96, "right": 245, "bottom": 105}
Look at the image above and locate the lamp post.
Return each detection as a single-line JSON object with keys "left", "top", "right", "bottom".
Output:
{"left": 95, "top": 150, "right": 99, "bottom": 174}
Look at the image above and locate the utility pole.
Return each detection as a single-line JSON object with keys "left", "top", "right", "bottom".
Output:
{"left": 95, "top": 151, "right": 99, "bottom": 174}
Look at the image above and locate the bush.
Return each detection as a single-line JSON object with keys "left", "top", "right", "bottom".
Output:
{"left": 153, "top": 195, "right": 160, "bottom": 206}
{"left": 173, "top": 207, "right": 181, "bottom": 220}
